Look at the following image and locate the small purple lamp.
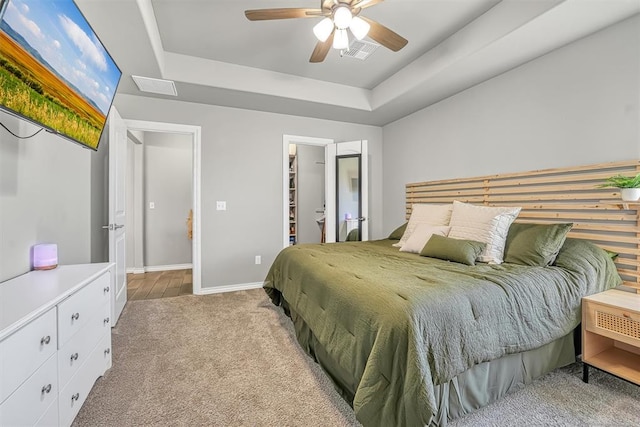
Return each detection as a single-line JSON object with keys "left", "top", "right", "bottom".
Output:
{"left": 32, "top": 244, "right": 58, "bottom": 270}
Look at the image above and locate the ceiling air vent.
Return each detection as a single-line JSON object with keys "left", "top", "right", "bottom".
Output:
{"left": 341, "top": 39, "right": 380, "bottom": 60}
{"left": 131, "top": 75, "right": 178, "bottom": 96}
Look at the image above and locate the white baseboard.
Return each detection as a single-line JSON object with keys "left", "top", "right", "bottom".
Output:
{"left": 126, "top": 268, "right": 145, "bottom": 274}
{"left": 144, "top": 264, "right": 193, "bottom": 273}
{"left": 196, "top": 282, "right": 263, "bottom": 295}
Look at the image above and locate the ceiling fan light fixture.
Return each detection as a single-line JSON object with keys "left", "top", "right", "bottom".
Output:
{"left": 349, "top": 16, "right": 370, "bottom": 40}
{"left": 313, "top": 17, "right": 334, "bottom": 42}
{"left": 333, "top": 28, "right": 349, "bottom": 50}
{"left": 333, "top": 5, "right": 352, "bottom": 29}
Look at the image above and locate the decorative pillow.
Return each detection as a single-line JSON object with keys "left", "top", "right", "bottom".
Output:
{"left": 388, "top": 222, "right": 408, "bottom": 240}
{"left": 503, "top": 222, "right": 573, "bottom": 267}
{"left": 447, "top": 201, "right": 521, "bottom": 264}
{"left": 393, "top": 204, "right": 453, "bottom": 248}
{"left": 399, "top": 224, "right": 451, "bottom": 254}
{"left": 604, "top": 249, "right": 619, "bottom": 260}
{"left": 420, "top": 235, "right": 486, "bottom": 266}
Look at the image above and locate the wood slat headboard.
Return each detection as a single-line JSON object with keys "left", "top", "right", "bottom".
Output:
{"left": 406, "top": 160, "right": 640, "bottom": 291}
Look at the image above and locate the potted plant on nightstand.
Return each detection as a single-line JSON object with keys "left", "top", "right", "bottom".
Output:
{"left": 599, "top": 173, "right": 640, "bottom": 201}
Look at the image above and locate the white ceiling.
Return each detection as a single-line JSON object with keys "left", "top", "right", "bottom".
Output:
{"left": 76, "top": 0, "right": 640, "bottom": 126}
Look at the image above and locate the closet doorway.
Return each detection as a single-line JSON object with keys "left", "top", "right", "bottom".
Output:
{"left": 282, "top": 135, "right": 334, "bottom": 248}
{"left": 124, "top": 120, "right": 202, "bottom": 296}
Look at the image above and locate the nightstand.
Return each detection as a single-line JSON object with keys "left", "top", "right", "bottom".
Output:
{"left": 582, "top": 289, "right": 640, "bottom": 385}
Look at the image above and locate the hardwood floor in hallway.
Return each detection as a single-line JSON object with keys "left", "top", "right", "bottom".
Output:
{"left": 127, "top": 269, "right": 192, "bottom": 301}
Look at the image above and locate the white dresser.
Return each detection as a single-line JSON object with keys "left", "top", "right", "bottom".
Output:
{"left": 0, "top": 263, "right": 113, "bottom": 427}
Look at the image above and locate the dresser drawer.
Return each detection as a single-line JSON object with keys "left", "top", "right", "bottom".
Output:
{"left": 584, "top": 300, "right": 640, "bottom": 348}
{"left": 58, "top": 273, "right": 110, "bottom": 347}
{"left": 35, "top": 398, "right": 58, "bottom": 427}
{"left": 0, "top": 352, "right": 58, "bottom": 427}
{"left": 59, "top": 334, "right": 111, "bottom": 427}
{"left": 0, "top": 308, "right": 57, "bottom": 403}
{"left": 58, "top": 302, "right": 110, "bottom": 387}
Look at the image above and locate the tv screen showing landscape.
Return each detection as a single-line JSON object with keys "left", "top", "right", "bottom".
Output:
{"left": 0, "top": 0, "right": 121, "bottom": 150}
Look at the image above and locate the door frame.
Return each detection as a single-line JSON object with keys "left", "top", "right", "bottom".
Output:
{"left": 124, "top": 119, "right": 203, "bottom": 295}
{"left": 282, "top": 135, "right": 334, "bottom": 249}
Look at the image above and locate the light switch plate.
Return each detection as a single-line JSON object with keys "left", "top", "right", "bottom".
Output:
{"left": 216, "top": 201, "right": 226, "bottom": 211}
{"left": 149, "top": 202, "right": 155, "bottom": 209}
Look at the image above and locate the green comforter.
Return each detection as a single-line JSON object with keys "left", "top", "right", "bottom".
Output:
{"left": 263, "top": 238, "right": 621, "bottom": 427}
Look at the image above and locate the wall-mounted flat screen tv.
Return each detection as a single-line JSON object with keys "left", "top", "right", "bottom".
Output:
{"left": 0, "top": 0, "right": 121, "bottom": 150}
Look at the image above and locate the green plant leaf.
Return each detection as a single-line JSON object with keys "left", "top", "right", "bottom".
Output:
{"left": 597, "top": 173, "right": 640, "bottom": 188}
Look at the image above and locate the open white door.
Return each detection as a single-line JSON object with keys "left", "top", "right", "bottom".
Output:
{"left": 107, "top": 107, "right": 127, "bottom": 324}
{"left": 328, "top": 140, "right": 368, "bottom": 242}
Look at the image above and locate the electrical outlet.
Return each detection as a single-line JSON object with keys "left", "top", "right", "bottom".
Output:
{"left": 149, "top": 202, "right": 155, "bottom": 209}
{"left": 216, "top": 201, "right": 226, "bottom": 211}
{"left": 255, "top": 255, "right": 261, "bottom": 265}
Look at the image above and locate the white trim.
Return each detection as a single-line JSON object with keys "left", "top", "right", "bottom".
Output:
{"left": 196, "top": 282, "right": 264, "bottom": 295}
{"left": 282, "top": 135, "right": 334, "bottom": 249}
{"left": 143, "top": 264, "right": 193, "bottom": 272}
{"left": 126, "top": 268, "right": 145, "bottom": 274}
{"left": 124, "top": 119, "right": 202, "bottom": 296}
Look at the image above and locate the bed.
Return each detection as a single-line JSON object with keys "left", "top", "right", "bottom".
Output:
{"left": 263, "top": 160, "right": 638, "bottom": 426}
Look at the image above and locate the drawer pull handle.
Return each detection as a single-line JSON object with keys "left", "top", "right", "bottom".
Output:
{"left": 40, "top": 335, "right": 51, "bottom": 345}
{"left": 104, "top": 286, "right": 110, "bottom": 293}
{"left": 71, "top": 312, "right": 80, "bottom": 321}
{"left": 104, "top": 317, "right": 110, "bottom": 325}
{"left": 71, "top": 393, "right": 80, "bottom": 402}
{"left": 41, "top": 384, "right": 52, "bottom": 394}
{"left": 71, "top": 352, "right": 79, "bottom": 362}
{"left": 623, "top": 312, "right": 631, "bottom": 318}
{"left": 104, "top": 348, "right": 111, "bottom": 355}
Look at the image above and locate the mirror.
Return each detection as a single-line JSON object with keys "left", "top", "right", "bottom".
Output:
{"left": 336, "top": 155, "right": 361, "bottom": 242}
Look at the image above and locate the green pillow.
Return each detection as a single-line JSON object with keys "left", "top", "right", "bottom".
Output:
{"left": 420, "top": 235, "right": 486, "bottom": 266}
{"left": 604, "top": 249, "right": 619, "bottom": 260}
{"left": 503, "top": 222, "right": 573, "bottom": 267}
{"left": 388, "top": 222, "right": 408, "bottom": 240}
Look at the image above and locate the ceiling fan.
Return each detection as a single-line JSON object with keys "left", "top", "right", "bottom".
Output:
{"left": 245, "top": 0, "right": 408, "bottom": 63}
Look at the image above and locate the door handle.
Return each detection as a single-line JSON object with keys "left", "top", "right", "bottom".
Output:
{"left": 102, "top": 224, "right": 124, "bottom": 230}
{"left": 357, "top": 217, "right": 366, "bottom": 221}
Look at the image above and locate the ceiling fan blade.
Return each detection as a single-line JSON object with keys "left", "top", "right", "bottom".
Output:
{"left": 310, "top": 31, "right": 335, "bottom": 63}
{"left": 245, "top": 8, "right": 321, "bottom": 21}
{"left": 305, "top": 10, "right": 330, "bottom": 17}
{"left": 322, "top": 0, "right": 335, "bottom": 11}
{"left": 360, "top": 16, "right": 408, "bottom": 52}
{"left": 351, "top": 0, "right": 384, "bottom": 9}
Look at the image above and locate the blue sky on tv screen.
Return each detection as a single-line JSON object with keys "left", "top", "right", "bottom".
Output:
{"left": 1, "top": 0, "right": 121, "bottom": 115}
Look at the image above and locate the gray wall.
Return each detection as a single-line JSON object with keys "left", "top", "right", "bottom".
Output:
{"left": 0, "top": 111, "right": 94, "bottom": 282}
{"left": 143, "top": 132, "right": 193, "bottom": 267}
{"left": 296, "top": 144, "right": 324, "bottom": 244}
{"left": 114, "top": 94, "right": 384, "bottom": 289}
{"left": 382, "top": 15, "right": 640, "bottom": 234}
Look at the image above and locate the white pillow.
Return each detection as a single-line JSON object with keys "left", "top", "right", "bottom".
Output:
{"left": 399, "top": 224, "right": 451, "bottom": 254}
{"left": 448, "top": 201, "right": 521, "bottom": 264}
{"left": 393, "top": 204, "right": 453, "bottom": 248}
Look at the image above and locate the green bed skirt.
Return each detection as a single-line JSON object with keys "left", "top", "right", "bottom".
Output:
{"left": 282, "top": 299, "right": 576, "bottom": 426}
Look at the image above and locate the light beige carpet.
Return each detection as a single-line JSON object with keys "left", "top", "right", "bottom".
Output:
{"left": 74, "top": 289, "right": 640, "bottom": 426}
